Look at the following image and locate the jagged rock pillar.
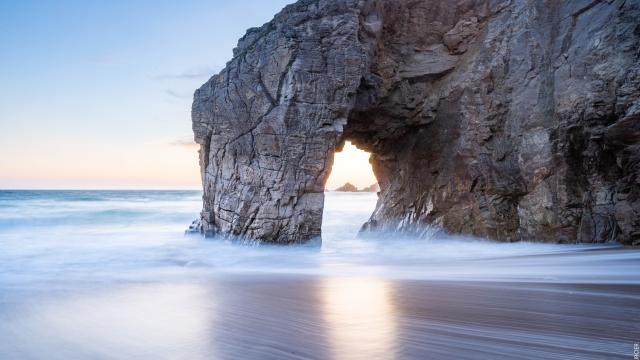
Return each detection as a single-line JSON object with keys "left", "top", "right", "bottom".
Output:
{"left": 192, "top": 0, "right": 369, "bottom": 243}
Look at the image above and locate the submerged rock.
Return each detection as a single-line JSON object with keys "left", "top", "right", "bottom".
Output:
{"left": 335, "top": 182, "right": 358, "bottom": 192}
{"left": 192, "top": 0, "right": 640, "bottom": 245}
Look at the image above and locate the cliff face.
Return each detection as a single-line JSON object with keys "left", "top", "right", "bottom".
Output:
{"left": 192, "top": 0, "right": 640, "bottom": 245}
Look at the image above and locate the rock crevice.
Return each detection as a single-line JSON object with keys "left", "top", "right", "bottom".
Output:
{"left": 193, "top": 0, "right": 640, "bottom": 245}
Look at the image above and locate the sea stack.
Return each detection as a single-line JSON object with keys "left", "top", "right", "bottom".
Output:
{"left": 192, "top": 0, "right": 640, "bottom": 245}
{"left": 335, "top": 182, "right": 358, "bottom": 192}
{"left": 360, "top": 183, "right": 380, "bottom": 193}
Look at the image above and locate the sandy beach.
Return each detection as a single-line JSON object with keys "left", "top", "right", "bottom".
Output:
{"left": 1, "top": 274, "right": 638, "bottom": 359}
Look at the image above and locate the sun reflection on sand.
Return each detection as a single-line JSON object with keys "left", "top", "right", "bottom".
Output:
{"left": 321, "top": 277, "right": 398, "bottom": 360}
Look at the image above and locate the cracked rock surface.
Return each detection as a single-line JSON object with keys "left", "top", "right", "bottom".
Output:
{"left": 193, "top": 0, "right": 640, "bottom": 245}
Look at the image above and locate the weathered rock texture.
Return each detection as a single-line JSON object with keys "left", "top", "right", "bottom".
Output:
{"left": 193, "top": 0, "right": 640, "bottom": 245}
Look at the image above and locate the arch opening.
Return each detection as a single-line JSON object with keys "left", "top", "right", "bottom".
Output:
{"left": 325, "top": 141, "right": 377, "bottom": 192}
{"left": 322, "top": 140, "right": 380, "bottom": 243}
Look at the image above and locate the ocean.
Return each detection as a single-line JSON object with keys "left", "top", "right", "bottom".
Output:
{"left": 0, "top": 190, "right": 638, "bottom": 359}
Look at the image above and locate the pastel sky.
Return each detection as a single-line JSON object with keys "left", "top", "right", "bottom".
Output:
{"left": 0, "top": 0, "right": 377, "bottom": 190}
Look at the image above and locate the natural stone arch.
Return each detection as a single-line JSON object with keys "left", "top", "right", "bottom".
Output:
{"left": 192, "top": 0, "right": 640, "bottom": 245}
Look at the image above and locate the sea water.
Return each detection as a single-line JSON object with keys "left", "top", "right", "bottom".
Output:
{"left": 0, "top": 190, "right": 636, "bottom": 285}
{"left": 0, "top": 190, "right": 638, "bottom": 359}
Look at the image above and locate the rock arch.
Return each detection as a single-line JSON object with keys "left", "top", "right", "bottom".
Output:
{"left": 192, "top": 0, "right": 640, "bottom": 245}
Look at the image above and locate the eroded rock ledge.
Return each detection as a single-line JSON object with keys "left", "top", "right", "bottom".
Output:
{"left": 192, "top": 0, "right": 640, "bottom": 245}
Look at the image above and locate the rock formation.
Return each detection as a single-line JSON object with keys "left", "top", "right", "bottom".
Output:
{"left": 335, "top": 182, "right": 358, "bottom": 192}
{"left": 360, "top": 183, "right": 380, "bottom": 193}
{"left": 192, "top": 0, "right": 640, "bottom": 245}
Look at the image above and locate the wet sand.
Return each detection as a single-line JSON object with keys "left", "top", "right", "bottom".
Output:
{"left": 1, "top": 275, "right": 638, "bottom": 360}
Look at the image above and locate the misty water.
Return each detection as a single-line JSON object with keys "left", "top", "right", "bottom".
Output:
{"left": 0, "top": 190, "right": 638, "bottom": 359}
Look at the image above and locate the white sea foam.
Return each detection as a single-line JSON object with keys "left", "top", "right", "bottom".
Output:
{"left": 0, "top": 190, "right": 637, "bottom": 288}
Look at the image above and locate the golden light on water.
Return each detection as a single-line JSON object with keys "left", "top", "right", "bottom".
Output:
{"left": 321, "top": 277, "right": 398, "bottom": 360}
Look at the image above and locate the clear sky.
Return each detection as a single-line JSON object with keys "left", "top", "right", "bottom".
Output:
{"left": 0, "top": 0, "right": 377, "bottom": 189}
